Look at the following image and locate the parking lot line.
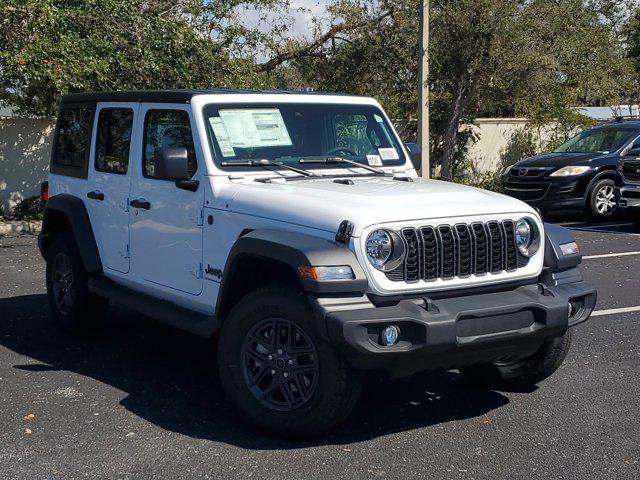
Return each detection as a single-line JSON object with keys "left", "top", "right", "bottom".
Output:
{"left": 591, "top": 305, "right": 640, "bottom": 317}
{"left": 583, "top": 251, "right": 640, "bottom": 260}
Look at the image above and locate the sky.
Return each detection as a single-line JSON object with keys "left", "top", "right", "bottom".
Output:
{"left": 241, "top": 0, "right": 332, "bottom": 40}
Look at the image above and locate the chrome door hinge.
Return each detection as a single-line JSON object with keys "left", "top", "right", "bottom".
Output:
{"left": 123, "top": 197, "right": 130, "bottom": 212}
{"left": 191, "top": 262, "right": 203, "bottom": 279}
{"left": 197, "top": 209, "right": 204, "bottom": 226}
{"left": 122, "top": 244, "right": 131, "bottom": 259}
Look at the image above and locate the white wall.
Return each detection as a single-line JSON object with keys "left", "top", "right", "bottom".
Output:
{"left": 0, "top": 117, "right": 54, "bottom": 211}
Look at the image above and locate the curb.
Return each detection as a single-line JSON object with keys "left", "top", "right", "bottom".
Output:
{"left": 0, "top": 221, "right": 42, "bottom": 236}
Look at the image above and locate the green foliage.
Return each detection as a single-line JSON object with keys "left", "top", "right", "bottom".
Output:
{"left": 0, "top": 0, "right": 279, "bottom": 117}
{"left": 9, "top": 196, "right": 43, "bottom": 221}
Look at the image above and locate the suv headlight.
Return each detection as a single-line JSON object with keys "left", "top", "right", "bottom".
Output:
{"left": 550, "top": 166, "right": 591, "bottom": 177}
{"left": 515, "top": 218, "right": 540, "bottom": 257}
{"left": 365, "top": 229, "right": 406, "bottom": 271}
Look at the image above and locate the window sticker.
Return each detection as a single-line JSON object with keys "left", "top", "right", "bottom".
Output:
{"left": 374, "top": 114, "right": 384, "bottom": 123}
{"left": 219, "top": 108, "right": 293, "bottom": 148}
{"left": 208, "top": 117, "right": 236, "bottom": 157}
{"left": 378, "top": 147, "right": 399, "bottom": 160}
{"left": 366, "top": 154, "right": 383, "bottom": 166}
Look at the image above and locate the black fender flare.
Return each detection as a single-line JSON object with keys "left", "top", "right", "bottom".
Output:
{"left": 543, "top": 222, "right": 581, "bottom": 271}
{"left": 215, "top": 229, "right": 368, "bottom": 317}
{"left": 39, "top": 194, "right": 103, "bottom": 274}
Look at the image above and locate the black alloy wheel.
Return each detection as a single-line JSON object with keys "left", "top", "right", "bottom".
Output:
{"left": 241, "top": 318, "right": 319, "bottom": 411}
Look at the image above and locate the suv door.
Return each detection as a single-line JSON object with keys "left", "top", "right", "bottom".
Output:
{"left": 86, "top": 103, "right": 137, "bottom": 274}
{"left": 129, "top": 105, "right": 204, "bottom": 295}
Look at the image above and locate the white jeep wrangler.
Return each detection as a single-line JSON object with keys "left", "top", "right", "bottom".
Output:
{"left": 39, "top": 90, "right": 596, "bottom": 437}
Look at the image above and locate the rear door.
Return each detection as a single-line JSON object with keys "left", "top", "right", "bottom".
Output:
{"left": 85, "top": 103, "right": 138, "bottom": 274}
{"left": 128, "top": 105, "right": 204, "bottom": 295}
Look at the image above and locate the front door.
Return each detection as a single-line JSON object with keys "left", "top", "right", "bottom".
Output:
{"left": 128, "top": 105, "right": 204, "bottom": 295}
{"left": 85, "top": 103, "right": 138, "bottom": 274}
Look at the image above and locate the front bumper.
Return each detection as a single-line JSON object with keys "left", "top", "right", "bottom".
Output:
{"left": 502, "top": 175, "right": 586, "bottom": 210}
{"left": 616, "top": 183, "right": 640, "bottom": 209}
{"left": 311, "top": 271, "right": 596, "bottom": 378}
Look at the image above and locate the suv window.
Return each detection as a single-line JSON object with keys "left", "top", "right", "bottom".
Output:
{"left": 143, "top": 110, "right": 197, "bottom": 179}
{"left": 95, "top": 108, "right": 133, "bottom": 175}
{"left": 51, "top": 103, "right": 95, "bottom": 177}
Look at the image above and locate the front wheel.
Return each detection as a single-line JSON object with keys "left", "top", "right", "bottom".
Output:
{"left": 461, "top": 329, "right": 572, "bottom": 391}
{"left": 217, "top": 287, "right": 363, "bottom": 438}
{"left": 589, "top": 178, "right": 617, "bottom": 219}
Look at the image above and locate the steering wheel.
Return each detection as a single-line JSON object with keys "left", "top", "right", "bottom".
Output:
{"left": 325, "top": 146, "right": 357, "bottom": 157}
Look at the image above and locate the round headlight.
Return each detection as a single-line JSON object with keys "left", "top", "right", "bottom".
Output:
{"left": 365, "top": 229, "right": 406, "bottom": 271}
{"left": 515, "top": 218, "right": 538, "bottom": 257}
{"left": 366, "top": 229, "right": 393, "bottom": 268}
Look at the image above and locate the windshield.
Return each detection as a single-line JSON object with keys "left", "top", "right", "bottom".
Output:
{"left": 203, "top": 102, "right": 407, "bottom": 171}
{"left": 554, "top": 126, "right": 637, "bottom": 154}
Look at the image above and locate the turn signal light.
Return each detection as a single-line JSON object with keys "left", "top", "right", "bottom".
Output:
{"left": 298, "top": 265, "right": 355, "bottom": 281}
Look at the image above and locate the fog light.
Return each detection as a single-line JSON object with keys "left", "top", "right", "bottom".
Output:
{"left": 381, "top": 325, "right": 400, "bottom": 346}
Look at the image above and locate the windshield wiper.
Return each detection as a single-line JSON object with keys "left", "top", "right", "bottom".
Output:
{"left": 220, "top": 159, "right": 316, "bottom": 177}
{"left": 299, "top": 156, "right": 386, "bottom": 174}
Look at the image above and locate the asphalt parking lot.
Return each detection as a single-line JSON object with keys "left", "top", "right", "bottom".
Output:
{"left": 1, "top": 219, "right": 639, "bottom": 480}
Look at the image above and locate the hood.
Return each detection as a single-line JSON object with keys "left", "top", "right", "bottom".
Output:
{"left": 515, "top": 151, "right": 607, "bottom": 168}
{"left": 224, "top": 176, "right": 537, "bottom": 236}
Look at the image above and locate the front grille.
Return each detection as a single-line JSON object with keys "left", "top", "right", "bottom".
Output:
{"left": 509, "top": 167, "right": 553, "bottom": 177}
{"left": 623, "top": 161, "right": 640, "bottom": 182}
{"left": 386, "top": 220, "right": 519, "bottom": 282}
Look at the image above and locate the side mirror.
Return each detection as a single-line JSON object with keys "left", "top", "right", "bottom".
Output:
{"left": 405, "top": 143, "right": 422, "bottom": 171}
{"left": 154, "top": 147, "right": 190, "bottom": 181}
{"left": 625, "top": 147, "right": 640, "bottom": 158}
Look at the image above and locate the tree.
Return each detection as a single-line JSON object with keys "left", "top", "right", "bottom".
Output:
{"left": 0, "top": 0, "right": 278, "bottom": 117}
{"left": 272, "top": 0, "right": 633, "bottom": 180}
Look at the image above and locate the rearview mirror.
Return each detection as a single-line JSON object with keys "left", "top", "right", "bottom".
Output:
{"left": 405, "top": 143, "right": 421, "bottom": 171}
{"left": 154, "top": 147, "right": 190, "bottom": 181}
{"left": 625, "top": 147, "right": 640, "bottom": 158}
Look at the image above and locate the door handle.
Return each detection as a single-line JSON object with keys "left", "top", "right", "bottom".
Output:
{"left": 87, "top": 191, "right": 104, "bottom": 201}
{"left": 129, "top": 198, "right": 151, "bottom": 210}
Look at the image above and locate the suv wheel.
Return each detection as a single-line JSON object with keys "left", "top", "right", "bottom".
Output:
{"left": 218, "top": 286, "right": 363, "bottom": 438}
{"left": 460, "top": 329, "right": 572, "bottom": 391}
{"left": 589, "top": 178, "right": 617, "bottom": 218}
{"left": 45, "top": 231, "right": 108, "bottom": 332}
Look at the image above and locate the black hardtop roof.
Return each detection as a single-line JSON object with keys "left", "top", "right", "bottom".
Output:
{"left": 61, "top": 89, "right": 358, "bottom": 104}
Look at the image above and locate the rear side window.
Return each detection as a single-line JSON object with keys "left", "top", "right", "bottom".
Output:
{"left": 51, "top": 103, "right": 95, "bottom": 178}
{"left": 95, "top": 108, "right": 133, "bottom": 175}
{"left": 143, "top": 110, "right": 197, "bottom": 179}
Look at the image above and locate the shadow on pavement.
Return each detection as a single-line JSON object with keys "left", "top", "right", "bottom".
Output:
{"left": 0, "top": 293, "right": 509, "bottom": 449}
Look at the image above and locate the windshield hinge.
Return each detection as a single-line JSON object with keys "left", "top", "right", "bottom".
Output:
{"left": 335, "top": 220, "right": 354, "bottom": 244}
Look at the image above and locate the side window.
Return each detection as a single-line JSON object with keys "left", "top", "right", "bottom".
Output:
{"left": 95, "top": 109, "right": 133, "bottom": 175}
{"left": 51, "top": 104, "right": 95, "bottom": 177}
{"left": 143, "top": 110, "right": 197, "bottom": 179}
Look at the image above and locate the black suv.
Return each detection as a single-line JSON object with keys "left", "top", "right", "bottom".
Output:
{"left": 503, "top": 121, "right": 640, "bottom": 219}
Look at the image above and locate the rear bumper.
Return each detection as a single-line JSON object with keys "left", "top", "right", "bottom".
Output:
{"left": 311, "top": 271, "right": 596, "bottom": 378}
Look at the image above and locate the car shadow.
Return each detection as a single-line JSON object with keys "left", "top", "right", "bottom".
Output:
{"left": 0, "top": 294, "right": 510, "bottom": 449}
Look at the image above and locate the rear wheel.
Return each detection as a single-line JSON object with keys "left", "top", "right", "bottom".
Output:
{"left": 45, "top": 231, "right": 108, "bottom": 332}
{"left": 589, "top": 178, "right": 617, "bottom": 219}
{"left": 461, "top": 329, "right": 572, "bottom": 391}
{"left": 218, "top": 286, "right": 363, "bottom": 438}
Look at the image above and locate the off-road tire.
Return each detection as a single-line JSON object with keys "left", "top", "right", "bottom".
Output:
{"left": 461, "top": 329, "right": 572, "bottom": 391}
{"left": 45, "top": 231, "right": 108, "bottom": 332}
{"left": 217, "top": 286, "right": 363, "bottom": 438}
{"left": 588, "top": 178, "right": 617, "bottom": 219}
